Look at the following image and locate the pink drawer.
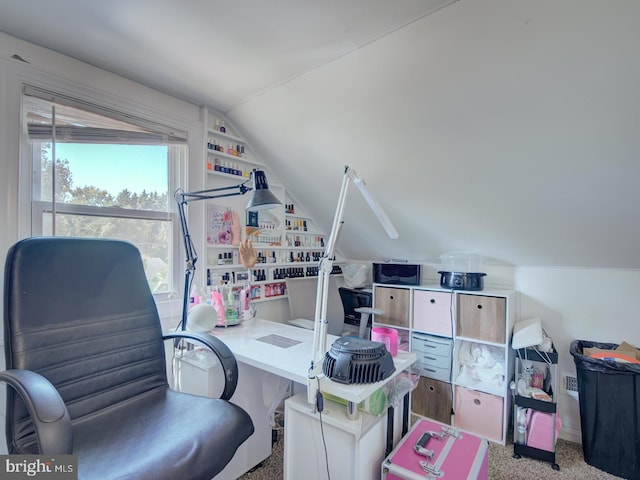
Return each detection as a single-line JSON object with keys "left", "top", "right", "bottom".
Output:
{"left": 412, "top": 290, "right": 453, "bottom": 336}
{"left": 454, "top": 387, "right": 504, "bottom": 442}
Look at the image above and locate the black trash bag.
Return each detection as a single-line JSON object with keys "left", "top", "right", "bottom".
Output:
{"left": 570, "top": 340, "right": 640, "bottom": 374}
{"left": 570, "top": 340, "right": 640, "bottom": 480}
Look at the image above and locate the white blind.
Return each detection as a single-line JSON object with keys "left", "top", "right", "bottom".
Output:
{"left": 24, "top": 84, "right": 188, "bottom": 144}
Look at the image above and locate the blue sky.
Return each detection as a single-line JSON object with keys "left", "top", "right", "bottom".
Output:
{"left": 56, "top": 144, "right": 168, "bottom": 195}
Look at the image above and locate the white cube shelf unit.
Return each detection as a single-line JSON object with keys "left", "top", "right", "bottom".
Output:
{"left": 372, "top": 283, "right": 517, "bottom": 444}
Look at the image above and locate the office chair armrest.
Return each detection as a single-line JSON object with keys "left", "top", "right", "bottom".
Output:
{"left": 163, "top": 332, "right": 239, "bottom": 400}
{"left": 0, "top": 369, "right": 72, "bottom": 454}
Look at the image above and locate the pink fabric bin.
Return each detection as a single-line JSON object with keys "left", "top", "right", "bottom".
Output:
{"left": 454, "top": 387, "right": 504, "bottom": 442}
{"left": 526, "top": 410, "right": 562, "bottom": 452}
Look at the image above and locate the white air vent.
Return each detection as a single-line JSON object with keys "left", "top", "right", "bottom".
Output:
{"left": 562, "top": 372, "right": 579, "bottom": 398}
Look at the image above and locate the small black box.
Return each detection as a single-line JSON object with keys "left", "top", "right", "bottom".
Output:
{"left": 373, "top": 263, "right": 421, "bottom": 286}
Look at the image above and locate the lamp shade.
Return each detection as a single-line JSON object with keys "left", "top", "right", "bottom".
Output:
{"left": 245, "top": 170, "right": 282, "bottom": 211}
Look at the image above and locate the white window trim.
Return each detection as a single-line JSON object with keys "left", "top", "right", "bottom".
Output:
{"left": 16, "top": 73, "right": 201, "bottom": 304}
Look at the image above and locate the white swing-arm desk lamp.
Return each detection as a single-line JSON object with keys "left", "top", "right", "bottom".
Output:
{"left": 175, "top": 169, "right": 281, "bottom": 331}
{"left": 308, "top": 165, "right": 398, "bottom": 404}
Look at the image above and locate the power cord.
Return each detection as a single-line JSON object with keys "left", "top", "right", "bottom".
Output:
{"left": 315, "top": 378, "right": 331, "bottom": 480}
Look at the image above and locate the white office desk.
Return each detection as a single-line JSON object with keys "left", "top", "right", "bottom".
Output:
{"left": 211, "top": 317, "right": 416, "bottom": 403}
{"left": 198, "top": 318, "right": 415, "bottom": 479}
{"left": 210, "top": 317, "right": 325, "bottom": 385}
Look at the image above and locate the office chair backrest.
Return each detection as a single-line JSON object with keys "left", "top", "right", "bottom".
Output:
{"left": 338, "top": 287, "right": 372, "bottom": 326}
{"left": 285, "top": 275, "right": 346, "bottom": 336}
{"left": 4, "top": 237, "right": 168, "bottom": 448}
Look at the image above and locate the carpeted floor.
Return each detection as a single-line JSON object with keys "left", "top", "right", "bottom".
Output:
{"left": 239, "top": 428, "right": 625, "bottom": 480}
{"left": 485, "top": 436, "right": 623, "bottom": 480}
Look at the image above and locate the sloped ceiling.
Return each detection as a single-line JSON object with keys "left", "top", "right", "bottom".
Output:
{"left": 1, "top": 0, "right": 640, "bottom": 268}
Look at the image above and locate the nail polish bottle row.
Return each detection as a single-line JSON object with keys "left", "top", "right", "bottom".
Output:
{"left": 208, "top": 158, "right": 252, "bottom": 177}
{"left": 217, "top": 251, "right": 239, "bottom": 265}
{"left": 264, "top": 282, "right": 287, "bottom": 298}
{"left": 286, "top": 219, "right": 308, "bottom": 231}
{"left": 207, "top": 140, "right": 246, "bottom": 158}
{"left": 286, "top": 235, "right": 325, "bottom": 248}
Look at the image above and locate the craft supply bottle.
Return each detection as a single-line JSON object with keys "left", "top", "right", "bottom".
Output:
{"left": 189, "top": 284, "right": 201, "bottom": 307}
{"left": 211, "top": 290, "right": 227, "bottom": 326}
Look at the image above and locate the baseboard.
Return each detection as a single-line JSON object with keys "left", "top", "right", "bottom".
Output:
{"left": 559, "top": 426, "right": 582, "bottom": 444}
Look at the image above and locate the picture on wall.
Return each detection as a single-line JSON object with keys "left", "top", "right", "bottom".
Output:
{"left": 207, "top": 203, "right": 242, "bottom": 245}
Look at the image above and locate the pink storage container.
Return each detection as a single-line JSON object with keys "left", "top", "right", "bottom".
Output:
{"left": 526, "top": 410, "right": 562, "bottom": 452}
{"left": 454, "top": 387, "right": 504, "bottom": 442}
{"left": 381, "top": 417, "right": 488, "bottom": 480}
{"left": 412, "top": 290, "right": 453, "bottom": 337}
{"left": 372, "top": 327, "right": 398, "bottom": 356}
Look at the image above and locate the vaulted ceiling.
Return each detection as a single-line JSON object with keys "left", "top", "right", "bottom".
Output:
{"left": 2, "top": 0, "right": 640, "bottom": 269}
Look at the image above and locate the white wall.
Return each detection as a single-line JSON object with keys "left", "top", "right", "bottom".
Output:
{"left": 231, "top": 0, "right": 640, "bottom": 270}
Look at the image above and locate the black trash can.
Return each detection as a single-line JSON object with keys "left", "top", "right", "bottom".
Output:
{"left": 570, "top": 340, "right": 640, "bottom": 480}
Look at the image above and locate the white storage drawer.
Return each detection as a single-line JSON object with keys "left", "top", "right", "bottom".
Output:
{"left": 413, "top": 363, "right": 451, "bottom": 383}
{"left": 415, "top": 351, "right": 452, "bottom": 370}
{"left": 411, "top": 332, "right": 453, "bottom": 357}
{"left": 412, "top": 333, "right": 453, "bottom": 382}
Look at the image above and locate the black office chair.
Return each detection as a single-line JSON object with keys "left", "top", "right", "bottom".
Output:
{"left": 338, "top": 287, "right": 377, "bottom": 339}
{"left": 1, "top": 237, "right": 254, "bottom": 480}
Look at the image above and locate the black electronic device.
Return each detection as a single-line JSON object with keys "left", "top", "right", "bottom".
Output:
{"left": 322, "top": 336, "right": 395, "bottom": 384}
{"left": 373, "top": 263, "right": 421, "bottom": 286}
{"left": 438, "top": 271, "right": 486, "bottom": 291}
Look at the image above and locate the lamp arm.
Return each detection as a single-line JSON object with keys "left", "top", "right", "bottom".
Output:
{"left": 175, "top": 193, "right": 196, "bottom": 332}
{"left": 175, "top": 192, "right": 197, "bottom": 271}
{"left": 180, "top": 181, "right": 251, "bottom": 201}
{"left": 308, "top": 167, "right": 351, "bottom": 401}
{"left": 307, "top": 165, "right": 398, "bottom": 404}
{"left": 174, "top": 180, "right": 251, "bottom": 331}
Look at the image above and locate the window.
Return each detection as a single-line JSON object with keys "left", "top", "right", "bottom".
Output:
{"left": 23, "top": 86, "right": 187, "bottom": 295}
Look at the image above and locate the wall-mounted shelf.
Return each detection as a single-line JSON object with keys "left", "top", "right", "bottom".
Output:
{"left": 207, "top": 244, "right": 325, "bottom": 251}
{"left": 198, "top": 108, "right": 334, "bottom": 305}
{"left": 206, "top": 148, "right": 258, "bottom": 164}
{"left": 209, "top": 262, "right": 321, "bottom": 270}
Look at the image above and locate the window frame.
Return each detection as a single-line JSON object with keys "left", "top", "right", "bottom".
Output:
{"left": 21, "top": 84, "right": 190, "bottom": 301}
